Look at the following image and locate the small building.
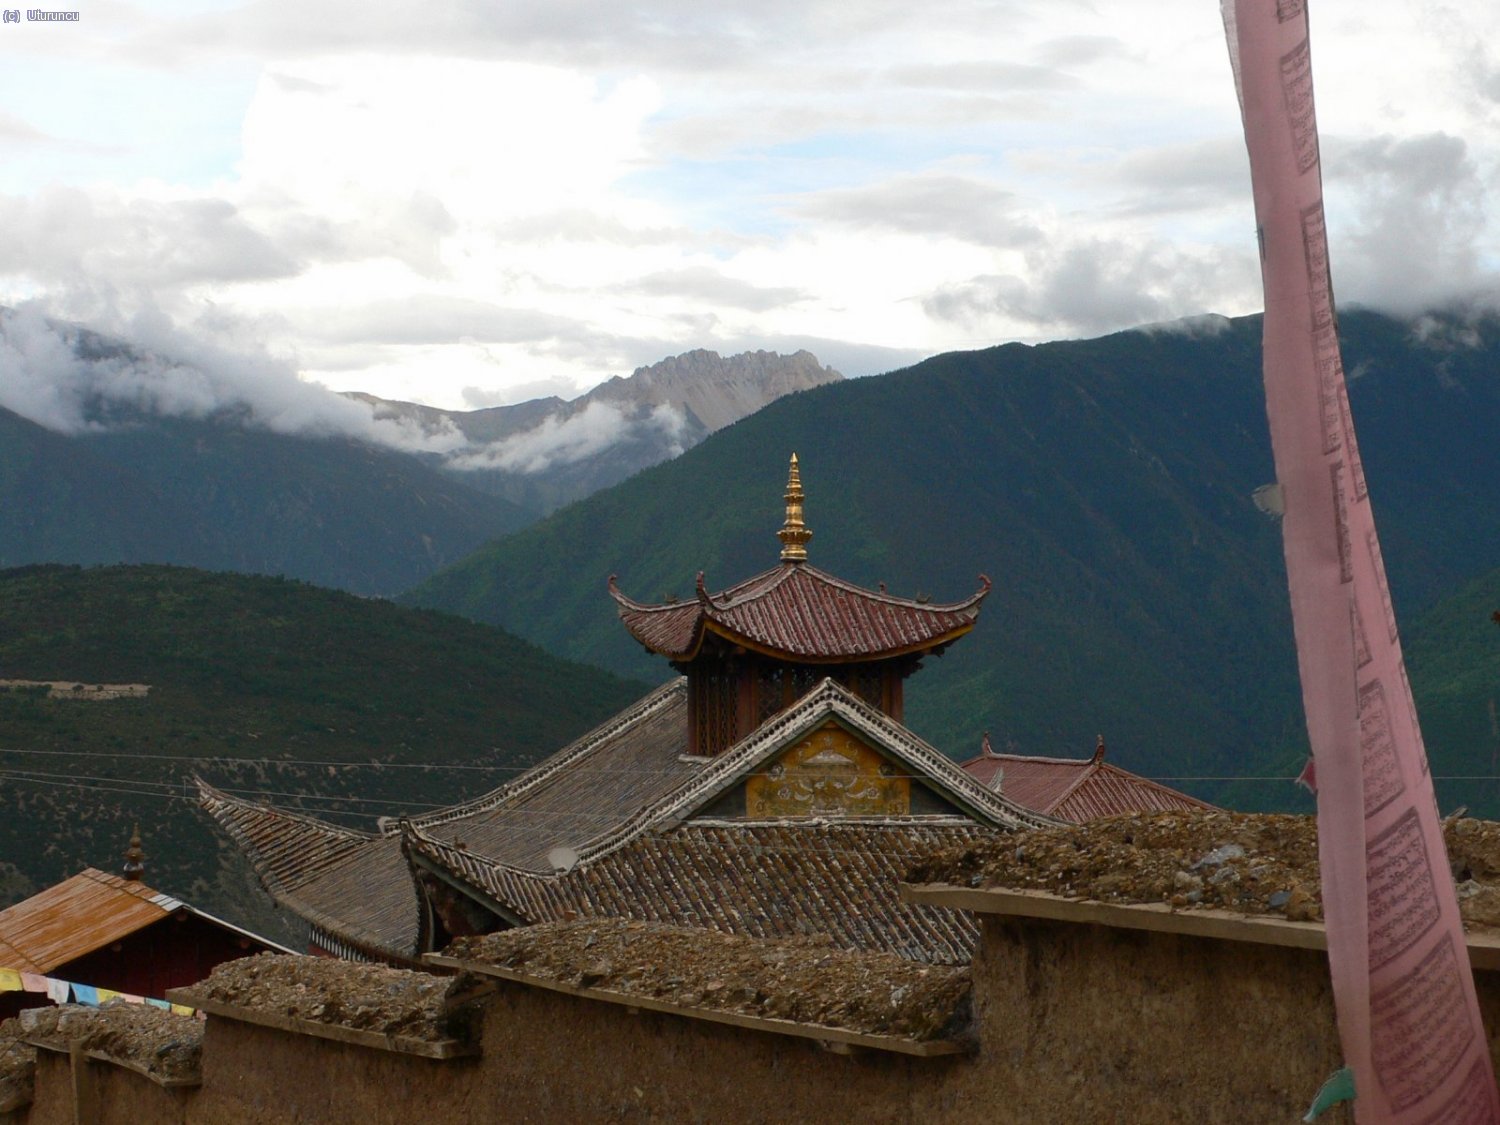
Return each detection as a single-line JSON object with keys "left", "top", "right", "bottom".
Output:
{"left": 960, "top": 735, "right": 1216, "bottom": 823}
{"left": 0, "top": 846, "right": 294, "bottom": 1020}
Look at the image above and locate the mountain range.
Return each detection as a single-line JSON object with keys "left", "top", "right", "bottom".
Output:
{"left": 0, "top": 307, "right": 839, "bottom": 593}
{"left": 0, "top": 405, "right": 533, "bottom": 596}
{"left": 403, "top": 309, "right": 1500, "bottom": 816}
{"left": 4, "top": 305, "right": 1500, "bottom": 837}
{"left": 355, "top": 347, "right": 843, "bottom": 512}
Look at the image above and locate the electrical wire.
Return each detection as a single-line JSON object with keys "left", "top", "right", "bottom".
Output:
{"left": 0, "top": 744, "right": 1334, "bottom": 785}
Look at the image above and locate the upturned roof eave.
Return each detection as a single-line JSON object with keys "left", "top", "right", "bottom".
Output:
{"left": 613, "top": 564, "right": 990, "bottom": 663}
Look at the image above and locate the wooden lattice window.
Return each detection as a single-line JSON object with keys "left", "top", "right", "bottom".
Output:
{"left": 755, "top": 664, "right": 785, "bottom": 726}
{"left": 693, "top": 669, "right": 740, "bottom": 756}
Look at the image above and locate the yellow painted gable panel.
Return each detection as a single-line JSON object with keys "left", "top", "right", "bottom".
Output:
{"left": 746, "top": 722, "right": 910, "bottom": 817}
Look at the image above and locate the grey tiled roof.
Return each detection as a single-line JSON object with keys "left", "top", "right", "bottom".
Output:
{"left": 197, "top": 781, "right": 419, "bottom": 959}
{"left": 201, "top": 679, "right": 1054, "bottom": 963}
{"left": 199, "top": 680, "right": 701, "bottom": 958}
{"left": 400, "top": 679, "right": 702, "bottom": 872}
{"left": 408, "top": 819, "right": 990, "bottom": 964}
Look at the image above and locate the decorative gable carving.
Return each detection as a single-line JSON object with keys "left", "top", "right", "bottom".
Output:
{"left": 746, "top": 721, "right": 909, "bottom": 817}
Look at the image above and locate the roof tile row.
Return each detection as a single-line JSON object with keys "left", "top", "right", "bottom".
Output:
{"left": 409, "top": 820, "right": 989, "bottom": 965}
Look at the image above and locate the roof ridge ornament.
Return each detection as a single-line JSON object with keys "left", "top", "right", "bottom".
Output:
{"left": 123, "top": 824, "right": 145, "bottom": 882}
{"left": 695, "top": 571, "right": 717, "bottom": 608}
{"left": 777, "top": 452, "right": 812, "bottom": 563}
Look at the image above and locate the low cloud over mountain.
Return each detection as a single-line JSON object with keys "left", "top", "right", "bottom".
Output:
{"left": 0, "top": 306, "right": 842, "bottom": 515}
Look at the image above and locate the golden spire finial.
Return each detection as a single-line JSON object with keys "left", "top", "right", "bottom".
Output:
{"left": 123, "top": 825, "right": 145, "bottom": 882}
{"left": 778, "top": 452, "right": 812, "bottom": 563}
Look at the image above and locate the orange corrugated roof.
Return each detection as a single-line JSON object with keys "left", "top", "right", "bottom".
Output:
{"left": 0, "top": 868, "right": 175, "bottom": 973}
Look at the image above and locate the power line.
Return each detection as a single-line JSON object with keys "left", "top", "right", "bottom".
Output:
{"left": 0, "top": 769, "right": 453, "bottom": 812}
{"left": 0, "top": 745, "right": 521, "bottom": 772}
{"left": 0, "top": 744, "right": 1315, "bottom": 785}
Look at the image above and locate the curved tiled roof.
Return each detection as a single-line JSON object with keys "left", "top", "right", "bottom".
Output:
{"left": 197, "top": 780, "right": 421, "bottom": 960}
{"left": 610, "top": 564, "right": 989, "bottom": 663}
{"left": 959, "top": 753, "right": 1216, "bottom": 823}
{"left": 196, "top": 682, "right": 701, "bottom": 960}
{"left": 400, "top": 679, "right": 702, "bottom": 873}
{"left": 201, "top": 679, "right": 1054, "bottom": 963}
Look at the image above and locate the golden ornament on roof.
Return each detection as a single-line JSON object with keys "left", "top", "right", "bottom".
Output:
{"left": 778, "top": 452, "right": 812, "bottom": 562}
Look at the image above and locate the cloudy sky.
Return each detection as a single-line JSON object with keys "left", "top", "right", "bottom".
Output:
{"left": 2, "top": 0, "right": 1498, "bottom": 410}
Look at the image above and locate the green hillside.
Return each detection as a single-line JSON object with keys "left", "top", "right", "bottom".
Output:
{"left": 1393, "top": 569, "right": 1500, "bottom": 817}
{"left": 0, "top": 564, "right": 646, "bottom": 932}
{"left": 404, "top": 310, "right": 1500, "bottom": 809}
{"left": 1216, "top": 567, "right": 1500, "bottom": 818}
{"left": 0, "top": 407, "right": 534, "bottom": 596}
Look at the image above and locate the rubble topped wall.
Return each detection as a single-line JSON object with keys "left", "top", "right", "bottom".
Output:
{"left": 22, "top": 805, "right": 1500, "bottom": 1124}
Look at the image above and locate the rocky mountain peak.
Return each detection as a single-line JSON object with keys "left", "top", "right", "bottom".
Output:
{"left": 587, "top": 349, "right": 843, "bottom": 432}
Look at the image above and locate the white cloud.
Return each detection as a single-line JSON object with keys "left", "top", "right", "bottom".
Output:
{"left": 921, "top": 235, "right": 1255, "bottom": 338}
{"left": 0, "top": 303, "right": 703, "bottom": 478}
{"left": 1326, "top": 133, "right": 1490, "bottom": 314}
{"left": 446, "top": 399, "right": 693, "bottom": 474}
{"left": 0, "top": 187, "right": 298, "bottom": 290}
{"left": 0, "top": 303, "right": 463, "bottom": 453}
{"left": 0, "top": 0, "right": 1498, "bottom": 407}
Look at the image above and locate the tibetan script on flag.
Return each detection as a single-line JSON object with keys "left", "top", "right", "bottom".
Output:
{"left": 1221, "top": 2, "right": 1498, "bottom": 1120}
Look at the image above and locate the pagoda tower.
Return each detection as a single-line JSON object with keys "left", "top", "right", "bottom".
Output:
{"left": 609, "top": 454, "right": 990, "bottom": 756}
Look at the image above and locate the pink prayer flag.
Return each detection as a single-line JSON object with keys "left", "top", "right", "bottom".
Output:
{"left": 1222, "top": 2, "right": 1499, "bottom": 1120}
{"left": 20, "top": 972, "right": 47, "bottom": 993}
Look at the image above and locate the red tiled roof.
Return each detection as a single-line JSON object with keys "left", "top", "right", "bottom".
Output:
{"left": 408, "top": 820, "right": 990, "bottom": 965}
{"left": 959, "top": 753, "right": 1215, "bottom": 823}
{"left": 610, "top": 564, "right": 989, "bottom": 663}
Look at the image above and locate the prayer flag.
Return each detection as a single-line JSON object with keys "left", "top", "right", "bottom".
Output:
{"left": 1222, "top": 2, "right": 1500, "bottom": 1119}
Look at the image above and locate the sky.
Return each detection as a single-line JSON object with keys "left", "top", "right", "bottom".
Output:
{"left": 1, "top": 0, "right": 1498, "bottom": 413}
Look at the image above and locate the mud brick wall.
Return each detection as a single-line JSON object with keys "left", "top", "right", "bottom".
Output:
{"left": 28, "top": 914, "right": 1500, "bottom": 1123}
{"left": 18, "top": 1051, "right": 189, "bottom": 1125}
{"left": 961, "top": 918, "right": 1349, "bottom": 1124}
